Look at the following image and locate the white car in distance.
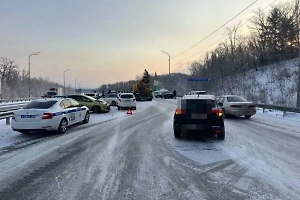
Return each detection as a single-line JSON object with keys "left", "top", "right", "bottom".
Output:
{"left": 11, "top": 98, "right": 90, "bottom": 134}
{"left": 100, "top": 93, "right": 118, "bottom": 106}
{"left": 117, "top": 93, "right": 136, "bottom": 110}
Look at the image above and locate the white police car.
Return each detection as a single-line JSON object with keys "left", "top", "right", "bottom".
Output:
{"left": 11, "top": 98, "right": 90, "bottom": 134}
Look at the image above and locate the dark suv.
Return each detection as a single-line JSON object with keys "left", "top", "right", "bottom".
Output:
{"left": 173, "top": 95, "right": 225, "bottom": 140}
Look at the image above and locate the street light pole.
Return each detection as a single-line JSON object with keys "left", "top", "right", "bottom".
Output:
{"left": 79, "top": 82, "right": 82, "bottom": 92}
{"left": 28, "top": 51, "right": 41, "bottom": 98}
{"left": 75, "top": 77, "right": 79, "bottom": 93}
{"left": 63, "top": 69, "right": 70, "bottom": 95}
{"left": 161, "top": 50, "right": 171, "bottom": 90}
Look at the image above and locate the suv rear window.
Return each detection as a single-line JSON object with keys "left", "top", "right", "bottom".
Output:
{"left": 120, "top": 94, "right": 134, "bottom": 99}
{"left": 227, "top": 96, "right": 247, "bottom": 102}
{"left": 179, "top": 99, "right": 216, "bottom": 114}
{"left": 23, "top": 100, "right": 57, "bottom": 109}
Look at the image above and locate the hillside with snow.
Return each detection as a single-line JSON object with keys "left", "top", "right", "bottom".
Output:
{"left": 211, "top": 58, "right": 299, "bottom": 106}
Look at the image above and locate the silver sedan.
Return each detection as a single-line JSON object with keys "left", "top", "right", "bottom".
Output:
{"left": 217, "top": 95, "right": 256, "bottom": 119}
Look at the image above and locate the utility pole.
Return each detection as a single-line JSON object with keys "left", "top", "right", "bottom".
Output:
{"left": 28, "top": 51, "right": 41, "bottom": 98}
{"left": 161, "top": 50, "right": 171, "bottom": 90}
{"left": 297, "top": 0, "right": 300, "bottom": 107}
{"left": 63, "top": 69, "right": 70, "bottom": 95}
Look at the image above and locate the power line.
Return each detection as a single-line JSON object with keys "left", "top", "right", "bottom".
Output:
{"left": 172, "top": 0, "right": 259, "bottom": 60}
{"left": 172, "top": 0, "right": 278, "bottom": 70}
{"left": 155, "top": 0, "right": 260, "bottom": 73}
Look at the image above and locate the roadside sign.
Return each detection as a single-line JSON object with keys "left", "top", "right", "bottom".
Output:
{"left": 188, "top": 77, "right": 210, "bottom": 82}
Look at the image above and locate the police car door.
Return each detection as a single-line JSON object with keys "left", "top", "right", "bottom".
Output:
{"left": 68, "top": 98, "right": 84, "bottom": 122}
{"left": 61, "top": 99, "right": 77, "bottom": 125}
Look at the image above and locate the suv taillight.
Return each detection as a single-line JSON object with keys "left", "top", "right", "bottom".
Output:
{"left": 42, "top": 113, "right": 53, "bottom": 119}
{"left": 212, "top": 108, "right": 222, "bottom": 117}
{"left": 118, "top": 98, "right": 122, "bottom": 102}
{"left": 175, "top": 109, "right": 186, "bottom": 115}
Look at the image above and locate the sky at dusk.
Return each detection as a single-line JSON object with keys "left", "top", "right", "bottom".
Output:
{"left": 0, "top": 0, "right": 279, "bottom": 88}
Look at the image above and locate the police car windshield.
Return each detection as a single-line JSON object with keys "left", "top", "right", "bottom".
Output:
{"left": 23, "top": 100, "right": 57, "bottom": 109}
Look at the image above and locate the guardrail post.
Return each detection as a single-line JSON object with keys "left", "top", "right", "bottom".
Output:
{"left": 6, "top": 117, "right": 10, "bottom": 125}
{"left": 283, "top": 111, "right": 287, "bottom": 117}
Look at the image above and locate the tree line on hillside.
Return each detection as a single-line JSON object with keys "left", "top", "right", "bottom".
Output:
{"left": 0, "top": 57, "right": 74, "bottom": 99}
{"left": 188, "top": 0, "right": 299, "bottom": 105}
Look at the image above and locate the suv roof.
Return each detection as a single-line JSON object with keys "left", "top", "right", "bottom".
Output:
{"left": 187, "top": 91, "right": 207, "bottom": 95}
{"left": 182, "top": 94, "right": 215, "bottom": 100}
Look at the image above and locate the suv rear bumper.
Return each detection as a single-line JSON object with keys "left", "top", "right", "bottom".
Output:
{"left": 173, "top": 119, "right": 224, "bottom": 134}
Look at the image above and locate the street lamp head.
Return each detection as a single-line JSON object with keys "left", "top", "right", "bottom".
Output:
{"left": 30, "top": 51, "right": 41, "bottom": 56}
{"left": 161, "top": 50, "right": 170, "bottom": 56}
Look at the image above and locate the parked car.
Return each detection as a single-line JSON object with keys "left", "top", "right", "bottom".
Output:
{"left": 162, "top": 91, "right": 173, "bottom": 99}
{"left": 217, "top": 95, "right": 256, "bottom": 119}
{"left": 173, "top": 94, "right": 225, "bottom": 140}
{"left": 117, "top": 93, "right": 136, "bottom": 110}
{"left": 153, "top": 91, "right": 162, "bottom": 98}
{"left": 100, "top": 93, "right": 119, "bottom": 106}
{"left": 65, "top": 94, "right": 110, "bottom": 113}
{"left": 11, "top": 98, "right": 90, "bottom": 134}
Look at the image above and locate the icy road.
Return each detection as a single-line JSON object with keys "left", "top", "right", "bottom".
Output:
{"left": 0, "top": 99, "right": 299, "bottom": 200}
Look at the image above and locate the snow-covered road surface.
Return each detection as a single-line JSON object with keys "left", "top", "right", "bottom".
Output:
{"left": 0, "top": 99, "right": 299, "bottom": 199}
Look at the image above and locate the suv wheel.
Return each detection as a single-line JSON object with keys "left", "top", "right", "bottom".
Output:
{"left": 217, "top": 129, "right": 225, "bottom": 140}
{"left": 20, "top": 130, "right": 30, "bottom": 134}
{"left": 245, "top": 115, "right": 251, "bottom": 119}
{"left": 174, "top": 129, "right": 181, "bottom": 138}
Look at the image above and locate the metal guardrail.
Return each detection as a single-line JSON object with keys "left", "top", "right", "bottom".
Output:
{"left": 256, "top": 103, "right": 300, "bottom": 117}
{"left": 0, "top": 111, "right": 14, "bottom": 125}
{"left": 0, "top": 97, "right": 39, "bottom": 104}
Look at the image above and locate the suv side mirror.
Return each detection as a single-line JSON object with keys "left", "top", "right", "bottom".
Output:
{"left": 218, "top": 102, "right": 223, "bottom": 107}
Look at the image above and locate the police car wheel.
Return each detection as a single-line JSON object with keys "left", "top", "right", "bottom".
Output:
{"left": 58, "top": 118, "right": 68, "bottom": 134}
{"left": 83, "top": 112, "right": 90, "bottom": 124}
